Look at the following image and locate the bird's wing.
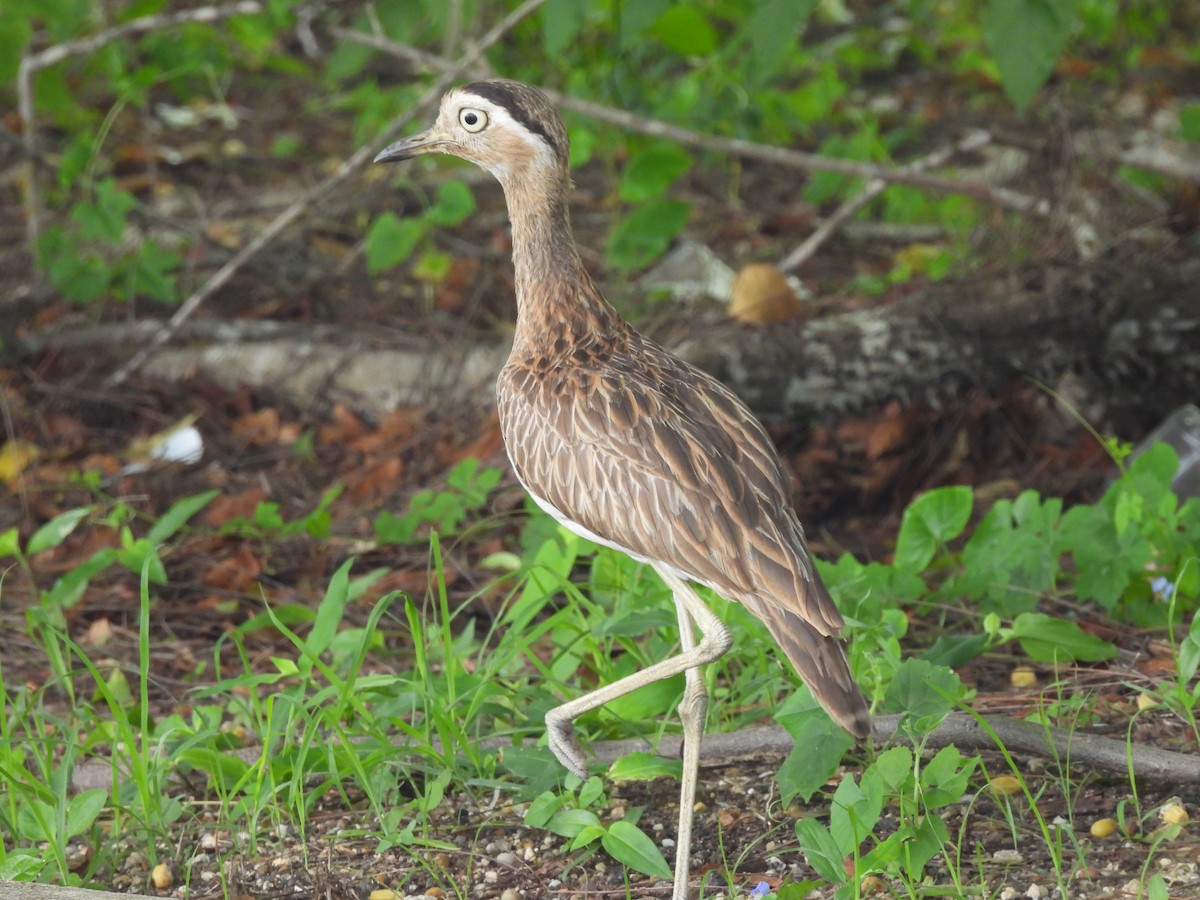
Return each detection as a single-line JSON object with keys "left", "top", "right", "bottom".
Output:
{"left": 497, "top": 342, "right": 844, "bottom": 638}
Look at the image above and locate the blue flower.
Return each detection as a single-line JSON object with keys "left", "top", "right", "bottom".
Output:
{"left": 750, "top": 882, "right": 771, "bottom": 898}
{"left": 1151, "top": 576, "right": 1175, "bottom": 600}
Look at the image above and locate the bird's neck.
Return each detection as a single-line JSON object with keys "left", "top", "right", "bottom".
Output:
{"left": 499, "top": 175, "right": 625, "bottom": 357}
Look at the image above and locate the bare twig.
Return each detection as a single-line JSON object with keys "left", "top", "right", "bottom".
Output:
{"left": 17, "top": 1, "right": 263, "bottom": 256}
{"left": 780, "top": 130, "right": 992, "bottom": 272}
{"left": 105, "top": 0, "right": 549, "bottom": 387}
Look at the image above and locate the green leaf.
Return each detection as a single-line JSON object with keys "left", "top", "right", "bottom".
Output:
{"left": 27, "top": 506, "right": 94, "bottom": 555}
{"left": 795, "top": 817, "right": 847, "bottom": 884}
{"left": 65, "top": 789, "right": 107, "bottom": 838}
{"left": 602, "top": 819, "right": 672, "bottom": 879}
{"left": 72, "top": 179, "right": 136, "bottom": 242}
{"left": 618, "top": 144, "right": 693, "bottom": 203}
{"left": 1008, "top": 612, "right": 1117, "bottom": 663}
{"left": 607, "top": 751, "right": 681, "bottom": 781}
{"left": 426, "top": 180, "right": 475, "bottom": 227}
{"left": 0, "top": 526, "right": 20, "bottom": 559}
{"left": 746, "top": 0, "right": 816, "bottom": 85}
{"left": 649, "top": 6, "right": 718, "bottom": 56}
{"left": 982, "top": 0, "right": 1077, "bottom": 111}
{"left": 606, "top": 198, "right": 689, "bottom": 272}
{"left": 775, "top": 689, "right": 855, "bottom": 803}
{"left": 145, "top": 490, "right": 218, "bottom": 544}
{"left": 894, "top": 486, "right": 973, "bottom": 573}
{"left": 883, "top": 658, "right": 960, "bottom": 736}
{"left": 829, "top": 775, "right": 882, "bottom": 856}
{"left": 542, "top": 0, "right": 587, "bottom": 55}
{"left": 920, "top": 745, "right": 977, "bottom": 809}
{"left": 366, "top": 212, "right": 425, "bottom": 273}
{"left": 523, "top": 791, "right": 563, "bottom": 828}
{"left": 1181, "top": 105, "right": 1200, "bottom": 143}
{"left": 544, "top": 807, "right": 602, "bottom": 838}
{"left": 307, "top": 559, "right": 354, "bottom": 658}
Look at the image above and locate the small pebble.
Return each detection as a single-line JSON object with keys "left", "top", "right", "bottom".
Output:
{"left": 151, "top": 863, "right": 172, "bottom": 890}
{"left": 990, "top": 775, "right": 1023, "bottom": 796}
{"left": 484, "top": 870, "right": 498, "bottom": 884}
{"left": 1162, "top": 802, "right": 1189, "bottom": 825}
{"left": 496, "top": 851, "right": 518, "bottom": 866}
{"left": 994, "top": 849, "right": 1024, "bottom": 864}
{"left": 501, "top": 891, "right": 520, "bottom": 900}
{"left": 662, "top": 838, "right": 676, "bottom": 849}
{"left": 1025, "top": 884, "right": 1046, "bottom": 899}
{"left": 1011, "top": 665, "right": 1037, "bottom": 688}
{"left": 1090, "top": 818, "right": 1117, "bottom": 838}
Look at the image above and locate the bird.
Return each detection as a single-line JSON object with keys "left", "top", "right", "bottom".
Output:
{"left": 374, "top": 79, "right": 870, "bottom": 899}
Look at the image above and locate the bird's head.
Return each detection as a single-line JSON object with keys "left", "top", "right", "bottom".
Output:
{"left": 374, "top": 79, "right": 569, "bottom": 187}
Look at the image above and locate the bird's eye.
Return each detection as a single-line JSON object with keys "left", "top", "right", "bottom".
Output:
{"left": 459, "top": 108, "right": 488, "bottom": 133}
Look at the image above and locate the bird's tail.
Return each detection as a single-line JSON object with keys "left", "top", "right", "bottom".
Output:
{"left": 742, "top": 594, "right": 871, "bottom": 739}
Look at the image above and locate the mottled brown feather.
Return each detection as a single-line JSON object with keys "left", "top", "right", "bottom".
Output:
{"left": 393, "top": 78, "right": 869, "bottom": 740}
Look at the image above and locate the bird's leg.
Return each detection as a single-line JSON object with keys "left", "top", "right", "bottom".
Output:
{"left": 671, "top": 592, "right": 708, "bottom": 900}
{"left": 543, "top": 567, "right": 731, "bottom": 782}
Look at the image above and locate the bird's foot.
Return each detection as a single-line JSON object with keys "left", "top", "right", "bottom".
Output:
{"left": 545, "top": 713, "right": 590, "bottom": 780}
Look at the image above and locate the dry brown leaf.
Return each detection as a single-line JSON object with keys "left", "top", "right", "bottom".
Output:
{"left": 347, "top": 458, "right": 404, "bottom": 501}
{"left": 203, "top": 487, "right": 269, "bottom": 527}
{"left": 202, "top": 545, "right": 264, "bottom": 592}
{"left": 318, "top": 404, "right": 366, "bottom": 447}
{"left": 81, "top": 618, "right": 114, "bottom": 647}
{"left": 231, "top": 408, "right": 281, "bottom": 447}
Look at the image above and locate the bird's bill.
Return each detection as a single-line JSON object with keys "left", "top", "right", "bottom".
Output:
{"left": 373, "top": 127, "right": 442, "bottom": 163}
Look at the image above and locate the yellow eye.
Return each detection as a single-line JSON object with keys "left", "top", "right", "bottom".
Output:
{"left": 459, "top": 108, "right": 488, "bottom": 133}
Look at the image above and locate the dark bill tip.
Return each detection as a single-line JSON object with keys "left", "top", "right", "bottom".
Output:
{"left": 373, "top": 128, "right": 438, "bottom": 164}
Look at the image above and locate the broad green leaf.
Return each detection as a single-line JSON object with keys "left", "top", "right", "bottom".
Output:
{"left": 544, "top": 807, "right": 601, "bottom": 838}
{"left": 606, "top": 198, "right": 690, "bottom": 272}
{"left": 27, "top": 506, "right": 94, "bottom": 555}
{"left": 982, "top": 0, "right": 1077, "bottom": 111}
{"left": 607, "top": 751, "right": 681, "bottom": 781}
{"left": 65, "top": 790, "right": 107, "bottom": 839}
{"left": 920, "top": 745, "right": 977, "bottom": 809}
{"left": 775, "top": 689, "right": 854, "bottom": 803}
{"left": 1008, "top": 612, "right": 1117, "bottom": 663}
{"left": 794, "top": 817, "right": 847, "bottom": 885}
{"left": 894, "top": 486, "right": 973, "bottom": 573}
{"left": 1181, "top": 105, "right": 1200, "bottom": 143}
{"left": 1179, "top": 613, "right": 1200, "bottom": 683}
{"left": 0, "top": 527, "right": 19, "bottom": 559}
{"left": 16, "top": 799, "right": 54, "bottom": 842}
{"left": 649, "top": 6, "right": 718, "bottom": 56}
{"left": 522, "top": 791, "right": 563, "bottom": 828}
{"left": 366, "top": 212, "right": 425, "bottom": 273}
{"left": 883, "top": 658, "right": 960, "bottom": 737}
{"left": 541, "top": 0, "right": 587, "bottom": 55}
{"left": 568, "top": 823, "right": 606, "bottom": 850}
{"left": 746, "top": 0, "right": 816, "bottom": 85}
{"left": 602, "top": 820, "right": 672, "bottom": 879}
{"left": 618, "top": 144, "right": 693, "bottom": 203}
{"left": 829, "top": 775, "right": 882, "bottom": 856}
{"left": 863, "top": 745, "right": 913, "bottom": 795}
{"left": 426, "top": 180, "right": 475, "bottom": 227}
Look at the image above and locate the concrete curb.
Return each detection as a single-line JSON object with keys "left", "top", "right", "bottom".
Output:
{"left": 0, "top": 884, "right": 160, "bottom": 899}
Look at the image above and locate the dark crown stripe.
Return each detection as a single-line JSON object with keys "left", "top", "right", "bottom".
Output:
{"left": 462, "top": 80, "right": 558, "bottom": 154}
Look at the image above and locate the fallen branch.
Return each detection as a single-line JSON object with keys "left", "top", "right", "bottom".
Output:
{"left": 585, "top": 714, "right": 1200, "bottom": 784}
{"left": 104, "top": 0, "right": 549, "bottom": 387}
